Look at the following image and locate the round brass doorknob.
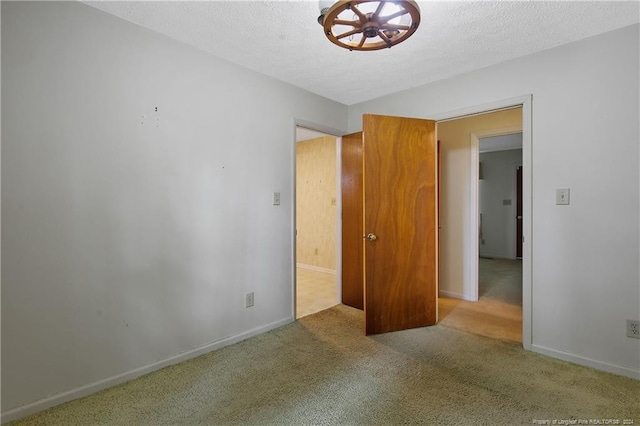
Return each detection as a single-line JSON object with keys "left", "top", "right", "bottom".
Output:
{"left": 366, "top": 233, "right": 377, "bottom": 242}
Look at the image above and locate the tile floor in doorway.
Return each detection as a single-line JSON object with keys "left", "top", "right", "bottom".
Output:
{"left": 296, "top": 268, "right": 338, "bottom": 319}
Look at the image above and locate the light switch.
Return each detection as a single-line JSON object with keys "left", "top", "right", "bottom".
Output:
{"left": 556, "top": 188, "right": 570, "bottom": 205}
{"left": 273, "top": 192, "right": 281, "bottom": 206}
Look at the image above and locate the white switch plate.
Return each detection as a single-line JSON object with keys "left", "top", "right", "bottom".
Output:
{"left": 273, "top": 192, "right": 281, "bottom": 206}
{"left": 556, "top": 188, "right": 570, "bottom": 205}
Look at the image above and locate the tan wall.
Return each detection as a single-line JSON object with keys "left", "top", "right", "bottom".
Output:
{"left": 438, "top": 108, "right": 522, "bottom": 298}
{"left": 296, "top": 136, "right": 337, "bottom": 270}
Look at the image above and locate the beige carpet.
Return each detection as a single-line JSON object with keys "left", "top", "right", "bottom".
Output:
{"left": 11, "top": 305, "right": 639, "bottom": 425}
{"left": 479, "top": 258, "right": 522, "bottom": 305}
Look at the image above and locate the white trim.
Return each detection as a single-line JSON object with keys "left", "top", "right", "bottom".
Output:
{"left": 431, "top": 103, "right": 523, "bottom": 123}
{"left": 335, "top": 137, "right": 343, "bottom": 303}
{"left": 291, "top": 121, "right": 298, "bottom": 320}
{"left": 0, "top": 317, "right": 294, "bottom": 424}
{"left": 431, "top": 94, "right": 533, "bottom": 351}
{"left": 439, "top": 290, "right": 465, "bottom": 300}
{"left": 521, "top": 96, "right": 532, "bottom": 351}
{"left": 296, "top": 263, "right": 337, "bottom": 275}
{"left": 467, "top": 133, "right": 480, "bottom": 302}
{"left": 531, "top": 345, "right": 640, "bottom": 380}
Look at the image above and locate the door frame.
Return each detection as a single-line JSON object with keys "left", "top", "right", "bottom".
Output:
{"left": 291, "top": 118, "right": 345, "bottom": 320}
{"left": 292, "top": 93, "right": 532, "bottom": 350}
{"left": 470, "top": 125, "right": 523, "bottom": 301}
{"left": 430, "top": 95, "right": 532, "bottom": 350}
{"left": 515, "top": 163, "right": 523, "bottom": 259}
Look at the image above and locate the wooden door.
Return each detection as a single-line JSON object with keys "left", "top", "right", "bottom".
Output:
{"left": 516, "top": 165, "right": 523, "bottom": 258}
{"left": 341, "top": 132, "right": 364, "bottom": 309}
{"left": 363, "top": 114, "right": 438, "bottom": 335}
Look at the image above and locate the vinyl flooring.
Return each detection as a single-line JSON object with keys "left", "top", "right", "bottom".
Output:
{"left": 438, "top": 258, "right": 523, "bottom": 343}
{"left": 296, "top": 267, "right": 338, "bottom": 319}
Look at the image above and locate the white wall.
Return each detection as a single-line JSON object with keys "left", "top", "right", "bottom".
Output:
{"left": 479, "top": 149, "right": 523, "bottom": 259}
{"left": 348, "top": 24, "right": 640, "bottom": 377}
{"left": 1, "top": 1, "right": 347, "bottom": 418}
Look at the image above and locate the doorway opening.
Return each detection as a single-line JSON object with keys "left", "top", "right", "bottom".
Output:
{"left": 297, "top": 95, "right": 531, "bottom": 344}
{"left": 294, "top": 126, "right": 341, "bottom": 319}
{"left": 436, "top": 107, "right": 524, "bottom": 343}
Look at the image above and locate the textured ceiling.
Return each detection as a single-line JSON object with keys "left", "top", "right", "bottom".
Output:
{"left": 84, "top": 1, "right": 639, "bottom": 105}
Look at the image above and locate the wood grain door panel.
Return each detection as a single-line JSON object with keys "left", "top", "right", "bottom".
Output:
{"left": 363, "top": 114, "right": 438, "bottom": 335}
{"left": 341, "top": 132, "right": 364, "bottom": 310}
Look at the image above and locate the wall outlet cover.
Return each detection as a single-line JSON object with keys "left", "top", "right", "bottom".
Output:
{"left": 627, "top": 319, "right": 640, "bottom": 338}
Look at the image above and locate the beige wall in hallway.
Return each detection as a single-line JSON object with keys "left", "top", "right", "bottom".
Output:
{"left": 296, "top": 136, "right": 337, "bottom": 271}
{"left": 438, "top": 108, "right": 522, "bottom": 298}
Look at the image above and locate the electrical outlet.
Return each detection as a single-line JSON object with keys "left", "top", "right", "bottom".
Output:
{"left": 245, "top": 292, "right": 254, "bottom": 308}
{"left": 627, "top": 319, "right": 640, "bottom": 338}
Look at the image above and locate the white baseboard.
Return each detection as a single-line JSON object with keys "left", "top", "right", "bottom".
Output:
{"left": 296, "top": 263, "right": 336, "bottom": 275}
{"left": 1, "top": 316, "right": 294, "bottom": 424}
{"left": 531, "top": 344, "right": 640, "bottom": 380}
{"left": 439, "top": 290, "right": 464, "bottom": 299}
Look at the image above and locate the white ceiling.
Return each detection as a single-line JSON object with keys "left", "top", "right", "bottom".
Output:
{"left": 479, "top": 133, "right": 522, "bottom": 153}
{"left": 84, "top": 1, "right": 639, "bottom": 106}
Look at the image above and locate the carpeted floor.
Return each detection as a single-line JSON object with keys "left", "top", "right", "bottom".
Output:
{"left": 478, "top": 257, "right": 522, "bottom": 305}
{"left": 11, "top": 305, "right": 640, "bottom": 425}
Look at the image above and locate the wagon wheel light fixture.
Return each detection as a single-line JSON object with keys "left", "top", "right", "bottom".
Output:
{"left": 318, "top": 0, "right": 421, "bottom": 51}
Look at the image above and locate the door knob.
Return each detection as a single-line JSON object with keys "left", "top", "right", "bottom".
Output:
{"left": 365, "top": 233, "right": 377, "bottom": 242}
{"left": 517, "top": 216, "right": 523, "bottom": 220}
